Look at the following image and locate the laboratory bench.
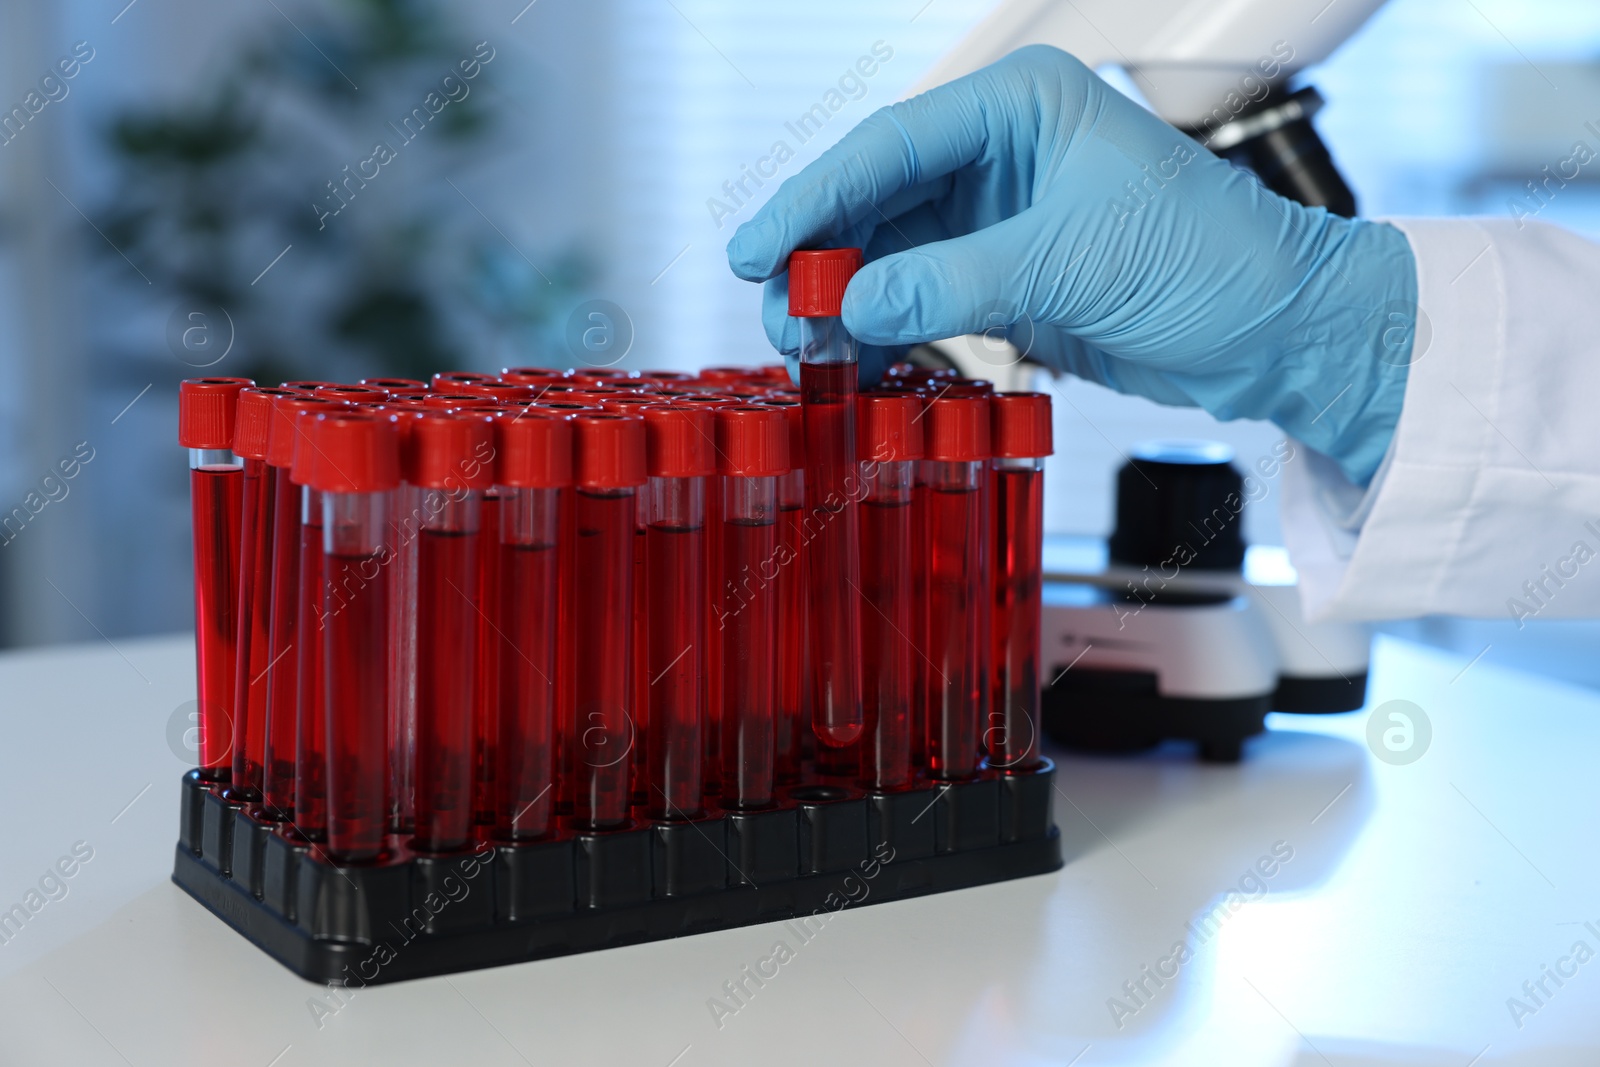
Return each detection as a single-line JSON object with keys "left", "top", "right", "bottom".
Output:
{"left": 0, "top": 631, "right": 1596, "bottom": 1065}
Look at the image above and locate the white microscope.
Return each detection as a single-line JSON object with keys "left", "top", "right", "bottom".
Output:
{"left": 912, "top": 0, "right": 1390, "bottom": 761}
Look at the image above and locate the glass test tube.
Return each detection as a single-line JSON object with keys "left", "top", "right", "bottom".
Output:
{"left": 988, "top": 394, "right": 1053, "bottom": 772}
{"left": 924, "top": 396, "right": 992, "bottom": 781}
{"left": 313, "top": 412, "right": 401, "bottom": 863}
{"left": 758, "top": 399, "right": 807, "bottom": 783}
{"left": 641, "top": 405, "right": 714, "bottom": 818}
{"left": 714, "top": 405, "right": 790, "bottom": 809}
{"left": 410, "top": 412, "right": 494, "bottom": 852}
{"left": 789, "top": 248, "right": 866, "bottom": 749}
{"left": 493, "top": 412, "right": 571, "bottom": 840}
{"left": 179, "top": 378, "right": 253, "bottom": 780}
{"left": 856, "top": 393, "right": 923, "bottom": 792}
{"left": 228, "top": 387, "right": 300, "bottom": 799}
{"left": 570, "top": 413, "right": 647, "bottom": 830}
{"left": 262, "top": 395, "right": 348, "bottom": 820}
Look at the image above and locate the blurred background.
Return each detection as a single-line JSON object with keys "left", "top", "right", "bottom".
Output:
{"left": 3, "top": 0, "right": 1600, "bottom": 682}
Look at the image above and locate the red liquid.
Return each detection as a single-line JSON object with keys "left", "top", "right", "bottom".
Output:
{"left": 323, "top": 550, "right": 390, "bottom": 862}
{"left": 928, "top": 481, "right": 985, "bottom": 780}
{"left": 703, "top": 481, "right": 722, "bottom": 797}
{"left": 774, "top": 501, "right": 806, "bottom": 782}
{"left": 990, "top": 467, "right": 1045, "bottom": 771}
{"left": 571, "top": 489, "right": 636, "bottom": 830}
{"left": 647, "top": 522, "right": 705, "bottom": 817}
{"left": 556, "top": 486, "right": 576, "bottom": 814}
{"left": 858, "top": 497, "right": 914, "bottom": 791}
{"left": 473, "top": 494, "right": 501, "bottom": 825}
{"left": 631, "top": 519, "right": 649, "bottom": 805}
{"left": 230, "top": 459, "right": 274, "bottom": 797}
{"left": 800, "top": 360, "right": 863, "bottom": 748}
{"left": 720, "top": 515, "right": 779, "bottom": 808}
{"left": 263, "top": 467, "right": 300, "bottom": 818}
{"left": 496, "top": 542, "right": 560, "bottom": 839}
{"left": 910, "top": 474, "right": 930, "bottom": 767}
{"left": 294, "top": 504, "right": 327, "bottom": 838}
{"left": 415, "top": 529, "right": 477, "bottom": 851}
{"left": 190, "top": 466, "right": 242, "bottom": 777}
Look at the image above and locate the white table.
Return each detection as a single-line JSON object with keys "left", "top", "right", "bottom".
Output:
{"left": 0, "top": 633, "right": 1595, "bottom": 1066}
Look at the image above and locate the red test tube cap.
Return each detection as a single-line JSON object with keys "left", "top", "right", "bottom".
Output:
{"left": 432, "top": 371, "right": 498, "bottom": 390}
{"left": 313, "top": 384, "right": 388, "bottom": 404}
{"left": 990, "top": 392, "right": 1054, "bottom": 458}
{"left": 569, "top": 369, "right": 639, "bottom": 385}
{"left": 931, "top": 377, "right": 994, "bottom": 398}
{"left": 698, "top": 365, "right": 761, "bottom": 382}
{"left": 409, "top": 412, "right": 496, "bottom": 491}
{"left": 179, "top": 377, "right": 254, "bottom": 449}
{"left": 572, "top": 413, "right": 647, "bottom": 490}
{"left": 233, "top": 387, "right": 302, "bottom": 460}
{"left": 280, "top": 379, "right": 341, "bottom": 392}
{"left": 787, "top": 248, "right": 862, "bottom": 318}
{"left": 501, "top": 367, "right": 566, "bottom": 387}
{"left": 454, "top": 381, "right": 538, "bottom": 403}
{"left": 422, "top": 392, "right": 499, "bottom": 410}
{"left": 270, "top": 395, "right": 349, "bottom": 471}
{"left": 755, "top": 398, "right": 805, "bottom": 467}
{"left": 858, "top": 391, "right": 925, "bottom": 462}
{"left": 496, "top": 411, "right": 573, "bottom": 488}
{"left": 360, "top": 377, "right": 428, "bottom": 393}
{"left": 643, "top": 405, "right": 716, "bottom": 477}
{"left": 307, "top": 412, "right": 401, "bottom": 493}
{"left": 925, "top": 395, "right": 992, "bottom": 462}
{"left": 714, "top": 405, "right": 790, "bottom": 477}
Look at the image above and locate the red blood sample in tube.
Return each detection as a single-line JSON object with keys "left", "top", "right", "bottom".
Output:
{"left": 855, "top": 393, "right": 924, "bottom": 792}
{"left": 312, "top": 412, "right": 401, "bottom": 862}
{"left": 493, "top": 412, "right": 571, "bottom": 839}
{"left": 640, "top": 405, "right": 714, "bottom": 818}
{"left": 261, "top": 395, "right": 348, "bottom": 819}
{"left": 290, "top": 408, "right": 334, "bottom": 837}
{"left": 758, "top": 399, "right": 807, "bottom": 783}
{"left": 668, "top": 393, "right": 739, "bottom": 795}
{"left": 569, "top": 413, "right": 647, "bottom": 829}
{"left": 790, "top": 248, "right": 866, "bottom": 749}
{"left": 714, "top": 405, "right": 789, "bottom": 809}
{"left": 409, "top": 412, "right": 494, "bottom": 851}
{"left": 229, "top": 387, "right": 299, "bottom": 798}
{"left": 988, "top": 394, "right": 1052, "bottom": 771}
{"left": 924, "top": 396, "right": 992, "bottom": 781}
{"left": 180, "top": 377, "right": 253, "bottom": 779}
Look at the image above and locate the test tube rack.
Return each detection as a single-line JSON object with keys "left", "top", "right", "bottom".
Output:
{"left": 173, "top": 762, "right": 1059, "bottom": 984}
{"left": 171, "top": 355, "right": 1061, "bottom": 984}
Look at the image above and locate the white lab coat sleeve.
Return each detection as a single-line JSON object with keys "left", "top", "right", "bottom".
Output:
{"left": 1281, "top": 216, "right": 1600, "bottom": 622}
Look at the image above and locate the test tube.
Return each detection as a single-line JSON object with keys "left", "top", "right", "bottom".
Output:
{"left": 262, "top": 394, "right": 346, "bottom": 819}
{"left": 312, "top": 411, "right": 401, "bottom": 863}
{"left": 924, "top": 395, "right": 992, "bottom": 781}
{"left": 228, "top": 387, "right": 301, "bottom": 799}
{"left": 569, "top": 413, "right": 647, "bottom": 830}
{"left": 179, "top": 377, "right": 254, "bottom": 780}
{"left": 408, "top": 412, "right": 494, "bottom": 851}
{"left": 755, "top": 399, "right": 806, "bottom": 783}
{"left": 714, "top": 405, "right": 790, "bottom": 809}
{"left": 856, "top": 393, "right": 924, "bottom": 792}
{"left": 493, "top": 411, "right": 572, "bottom": 840}
{"left": 789, "top": 247, "right": 866, "bottom": 749}
{"left": 639, "top": 404, "right": 714, "bottom": 818}
{"left": 384, "top": 407, "right": 426, "bottom": 836}
{"left": 988, "top": 393, "right": 1053, "bottom": 772}
{"left": 602, "top": 396, "right": 664, "bottom": 802}
{"left": 290, "top": 405, "right": 337, "bottom": 838}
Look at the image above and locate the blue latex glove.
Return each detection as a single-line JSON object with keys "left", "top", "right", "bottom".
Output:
{"left": 725, "top": 45, "right": 1418, "bottom": 486}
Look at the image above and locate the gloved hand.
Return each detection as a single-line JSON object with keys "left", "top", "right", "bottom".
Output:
{"left": 725, "top": 45, "right": 1418, "bottom": 486}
